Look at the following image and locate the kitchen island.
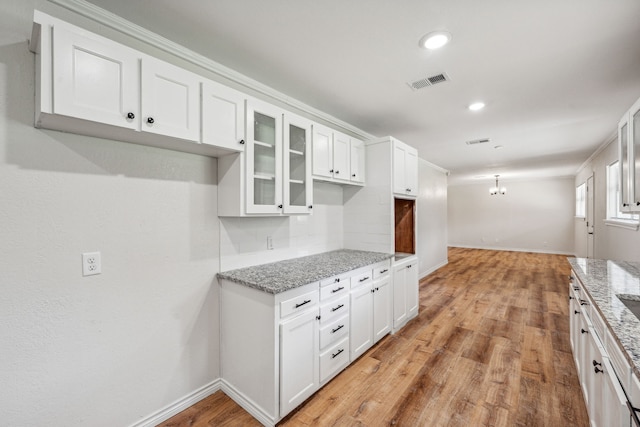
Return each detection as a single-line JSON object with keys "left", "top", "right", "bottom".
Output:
{"left": 568, "top": 257, "right": 640, "bottom": 426}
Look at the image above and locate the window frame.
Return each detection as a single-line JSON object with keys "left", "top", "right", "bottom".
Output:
{"left": 605, "top": 160, "right": 639, "bottom": 229}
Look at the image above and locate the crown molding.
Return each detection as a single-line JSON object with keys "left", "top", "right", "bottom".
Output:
{"left": 575, "top": 129, "right": 617, "bottom": 175}
{"left": 46, "top": 0, "right": 377, "bottom": 141}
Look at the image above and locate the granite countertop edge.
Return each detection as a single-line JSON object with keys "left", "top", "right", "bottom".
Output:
{"left": 568, "top": 257, "right": 640, "bottom": 380}
{"left": 218, "top": 249, "right": 395, "bottom": 294}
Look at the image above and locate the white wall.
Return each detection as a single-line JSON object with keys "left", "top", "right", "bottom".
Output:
{"left": 0, "top": 2, "right": 220, "bottom": 426}
{"left": 576, "top": 138, "right": 640, "bottom": 262}
{"left": 417, "top": 160, "right": 448, "bottom": 277}
{"left": 448, "top": 177, "right": 575, "bottom": 254}
{"left": 220, "top": 182, "right": 344, "bottom": 270}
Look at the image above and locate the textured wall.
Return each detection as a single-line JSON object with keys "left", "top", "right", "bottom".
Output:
{"left": 0, "top": 1, "right": 220, "bottom": 425}
{"left": 448, "top": 177, "right": 575, "bottom": 254}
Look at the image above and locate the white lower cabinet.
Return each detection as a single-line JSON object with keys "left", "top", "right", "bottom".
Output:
{"left": 393, "top": 256, "right": 419, "bottom": 330}
{"left": 569, "top": 270, "right": 637, "bottom": 427}
{"left": 280, "top": 308, "right": 320, "bottom": 416}
{"left": 220, "top": 259, "right": 392, "bottom": 426}
{"left": 350, "top": 264, "right": 392, "bottom": 361}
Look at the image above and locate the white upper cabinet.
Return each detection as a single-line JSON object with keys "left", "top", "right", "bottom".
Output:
{"left": 51, "top": 24, "right": 139, "bottom": 130}
{"left": 141, "top": 57, "right": 200, "bottom": 142}
{"left": 619, "top": 96, "right": 640, "bottom": 212}
{"left": 332, "top": 131, "right": 351, "bottom": 183}
{"left": 393, "top": 140, "right": 418, "bottom": 198}
{"left": 201, "top": 80, "right": 246, "bottom": 151}
{"left": 349, "top": 138, "right": 365, "bottom": 184}
{"left": 312, "top": 124, "right": 365, "bottom": 186}
{"left": 246, "top": 98, "right": 284, "bottom": 214}
{"left": 283, "top": 113, "right": 313, "bottom": 214}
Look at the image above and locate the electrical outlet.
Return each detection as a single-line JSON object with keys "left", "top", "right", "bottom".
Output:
{"left": 82, "top": 252, "right": 101, "bottom": 276}
{"left": 267, "top": 236, "right": 274, "bottom": 250}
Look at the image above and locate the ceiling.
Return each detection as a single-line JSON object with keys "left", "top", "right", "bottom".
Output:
{"left": 81, "top": 0, "right": 640, "bottom": 185}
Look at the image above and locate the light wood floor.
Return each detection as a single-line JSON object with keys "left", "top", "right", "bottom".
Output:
{"left": 159, "top": 248, "right": 589, "bottom": 427}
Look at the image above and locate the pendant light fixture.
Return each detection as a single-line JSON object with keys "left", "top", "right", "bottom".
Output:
{"left": 490, "top": 175, "right": 506, "bottom": 195}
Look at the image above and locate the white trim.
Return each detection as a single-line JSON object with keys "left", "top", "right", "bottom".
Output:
{"left": 604, "top": 219, "right": 640, "bottom": 231}
{"left": 447, "top": 244, "right": 573, "bottom": 256}
{"left": 419, "top": 260, "right": 448, "bottom": 279}
{"left": 220, "top": 379, "right": 277, "bottom": 427}
{"left": 418, "top": 158, "right": 450, "bottom": 175}
{"left": 46, "top": 0, "right": 376, "bottom": 142}
{"left": 128, "top": 379, "right": 221, "bottom": 427}
{"left": 576, "top": 130, "right": 617, "bottom": 175}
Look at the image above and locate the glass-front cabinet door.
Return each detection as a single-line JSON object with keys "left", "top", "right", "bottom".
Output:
{"left": 619, "top": 112, "right": 631, "bottom": 212}
{"left": 284, "top": 113, "right": 312, "bottom": 214}
{"left": 631, "top": 98, "right": 640, "bottom": 208}
{"left": 246, "top": 98, "right": 283, "bottom": 214}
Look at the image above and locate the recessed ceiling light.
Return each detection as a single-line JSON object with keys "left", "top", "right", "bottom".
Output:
{"left": 419, "top": 31, "right": 451, "bottom": 50}
{"left": 469, "top": 102, "right": 485, "bottom": 111}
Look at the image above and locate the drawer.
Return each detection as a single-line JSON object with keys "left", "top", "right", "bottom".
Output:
{"left": 319, "top": 337, "right": 349, "bottom": 383}
{"left": 320, "top": 280, "right": 349, "bottom": 301}
{"left": 606, "top": 327, "right": 631, "bottom": 391}
{"left": 280, "top": 289, "right": 319, "bottom": 319}
{"left": 351, "top": 270, "right": 373, "bottom": 289}
{"left": 320, "top": 294, "right": 349, "bottom": 324}
{"left": 320, "top": 273, "right": 351, "bottom": 288}
{"left": 373, "top": 262, "right": 391, "bottom": 279}
{"left": 319, "top": 315, "right": 349, "bottom": 350}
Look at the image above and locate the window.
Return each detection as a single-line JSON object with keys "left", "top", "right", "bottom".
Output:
{"left": 575, "top": 183, "right": 586, "bottom": 218}
{"left": 606, "top": 161, "right": 639, "bottom": 227}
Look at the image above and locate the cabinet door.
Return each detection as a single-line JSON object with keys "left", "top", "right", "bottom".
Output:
{"left": 405, "top": 147, "right": 419, "bottom": 196}
{"left": 372, "top": 275, "right": 392, "bottom": 342}
{"left": 631, "top": 98, "right": 640, "bottom": 209}
{"left": 52, "top": 24, "right": 139, "bottom": 129}
{"left": 619, "top": 113, "right": 632, "bottom": 212}
{"left": 332, "top": 132, "right": 351, "bottom": 182}
{"left": 284, "top": 113, "right": 313, "bottom": 214}
{"left": 280, "top": 309, "right": 319, "bottom": 416}
{"left": 405, "top": 261, "right": 419, "bottom": 319}
{"left": 601, "top": 358, "right": 630, "bottom": 427}
{"left": 393, "top": 143, "right": 407, "bottom": 195}
{"left": 350, "top": 283, "right": 373, "bottom": 360}
{"left": 141, "top": 57, "right": 200, "bottom": 142}
{"left": 246, "top": 98, "right": 283, "bottom": 214}
{"left": 312, "top": 124, "right": 333, "bottom": 179}
{"left": 350, "top": 138, "right": 365, "bottom": 184}
{"left": 393, "top": 263, "right": 407, "bottom": 328}
{"left": 201, "top": 80, "right": 245, "bottom": 151}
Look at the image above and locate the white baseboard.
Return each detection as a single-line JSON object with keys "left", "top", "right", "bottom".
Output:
{"left": 128, "top": 379, "right": 221, "bottom": 427}
{"left": 220, "top": 379, "right": 276, "bottom": 427}
{"left": 419, "top": 260, "right": 448, "bottom": 279}
{"left": 448, "top": 244, "right": 573, "bottom": 256}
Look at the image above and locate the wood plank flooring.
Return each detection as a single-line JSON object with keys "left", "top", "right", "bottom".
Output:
{"left": 159, "top": 248, "right": 589, "bottom": 427}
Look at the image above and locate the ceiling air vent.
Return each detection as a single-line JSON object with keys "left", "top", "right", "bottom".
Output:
{"left": 407, "top": 73, "right": 450, "bottom": 91}
{"left": 465, "top": 138, "right": 491, "bottom": 146}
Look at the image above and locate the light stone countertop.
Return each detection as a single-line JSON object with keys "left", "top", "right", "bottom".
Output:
{"left": 568, "top": 257, "right": 640, "bottom": 379}
{"left": 218, "top": 249, "right": 394, "bottom": 294}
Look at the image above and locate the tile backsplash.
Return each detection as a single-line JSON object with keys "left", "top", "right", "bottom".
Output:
{"left": 220, "top": 182, "right": 344, "bottom": 271}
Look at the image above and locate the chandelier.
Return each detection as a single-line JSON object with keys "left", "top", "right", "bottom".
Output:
{"left": 490, "top": 175, "right": 506, "bottom": 195}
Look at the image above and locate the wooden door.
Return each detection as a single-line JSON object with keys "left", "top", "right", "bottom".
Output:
{"left": 372, "top": 275, "right": 392, "bottom": 342}
{"left": 350, "top": 283, "right": 373, "bottom": 360}
{"left": 350, "top": 138, "right": 365, "bottom": 183}
{"left": 312, "top": 124, "right": 333, "bottom": 179}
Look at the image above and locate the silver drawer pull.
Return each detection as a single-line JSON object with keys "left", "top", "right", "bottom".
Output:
{"left": 331, "top": 348, "right": 344, "bottom": 359}
{"left": 331, "top": 286, "right": 344, "bottom": 293}
{"left": 359, "top": 276, "right": 370, "bottom": 282}
{"left": 295, "top": 299, "right": 311, "bottom": 308}
{"left": 331, "top": 324, "right": 344, "bottom": 333}
{"left": 331, "top": 304, "right": 344, "bottom": 312}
